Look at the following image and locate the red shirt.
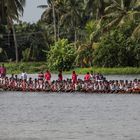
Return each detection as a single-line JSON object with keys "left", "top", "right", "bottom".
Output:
{"left": 0, "top": 67, "right": 6, "bottom": 76}
{"left": 84, "top": 74, "right": 91, "bottom": 81}
{"left": 58, "top": 73, "right": 63, "bottom": 81}
{"left": 72, "top": 73, "right": 77, "bottom": 83}
{"left": 45, "top": 72, "right": 51, "bottom": 81}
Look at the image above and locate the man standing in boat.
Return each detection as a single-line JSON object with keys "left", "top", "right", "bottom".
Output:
{"left": 72, "top": 71, "right": 78, "bottom": 84}
{"left": 45, "top": 70, "right": 51, "bottom": 84}
{"left": 0, "top": 64, "right": 6, "bottom": 78}
{"left": 21, "top": 70, "right": 27, "bottom": 80}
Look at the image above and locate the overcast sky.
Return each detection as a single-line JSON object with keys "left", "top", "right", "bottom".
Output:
{"left": 20, "top": 0, "right": 47, "bottom": 23}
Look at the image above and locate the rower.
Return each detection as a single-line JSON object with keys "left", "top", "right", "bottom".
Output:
{"left": 21, "top": 70, "right": 27, "bottom": 80}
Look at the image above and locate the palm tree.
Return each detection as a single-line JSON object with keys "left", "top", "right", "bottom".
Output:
{"left": 102, "top": 0, "right": 140, "bottom": 31}
{"left": 60, "top": 0, "right": 84, "bottom": 46}
{"left": 0, "top": 0, "right": 26, "bottom": 63}
{"left": 38, "top": 0, "right": 63, "bottom": 42}
{"left": 0, "top": 0, "right": 6, "bottom": 24}
{"left": 75, "top": 43, "right": 94, "bottom": 67}
{"left": 85, "top": 0, "right": 110, "bottom": 20}
{"left": 89, "top": 0, "right": 140, "bottom": 42}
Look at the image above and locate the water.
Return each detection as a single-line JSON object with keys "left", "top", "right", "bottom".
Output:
{"left": 0, "top": 75, "right": 140, "bottom": 140}
{"left": 0, "top": 92, "right": 140, "bottom": 140}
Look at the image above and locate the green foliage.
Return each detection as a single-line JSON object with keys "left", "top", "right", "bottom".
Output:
{"left": 133, "top": 42, "right": 140, "bottom": 66}
{"left": 47, "top": 39, "right": 76, "bottom": 71}
{"left": 94, "top": 29, "right": 140, "bottom": 67}
{"left": 0, "top": 48, "right": 8, "bottom": 62}
{"left": 0, "top": 62, "right": 48, "bottom": 74}
{"left": 68, "top": 67, "right": 140, "bottom": 75}
{"left": 15, "top": 22, "right": 49, "bottom": 61}
{"left": 22, "top": 48, "right": 31, "bottom": 62}
{"left": 75, "top": 43, "right": 94, "bottom": 67}
{"left": 0, "top": 25, "right": 10, "bottom": 61}
{"left": 0, "top": 0, "right": 140, "bottom": 71}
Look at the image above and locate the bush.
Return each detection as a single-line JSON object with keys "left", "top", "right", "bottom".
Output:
{"left": 47, "top": 39, "right": 76, "bottom": 71}
{"left": 94, "top": 30, "right": 140, "bottom": 67}
{"left": 133, "top": 42, "right": 140, "bottom": 67}
{"left": 22, "top": 48, "right": 31, "bottom": 62}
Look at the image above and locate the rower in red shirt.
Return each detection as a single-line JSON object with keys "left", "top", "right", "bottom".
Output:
{"left": 44, "top": 70, "right": 51, "bottom": 83}
{"left": 72, "top": 71, "right": 77, "bottom": 84}
{"left": 84, "top": 72, "right": 91, "bottom": 81}
{"left": 0, "top": 64, "right": 6, "bottom": 78}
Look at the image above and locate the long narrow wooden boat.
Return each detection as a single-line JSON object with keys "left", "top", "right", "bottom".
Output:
{"left": 0, "top": 87, "right": 140, "bottom": 94}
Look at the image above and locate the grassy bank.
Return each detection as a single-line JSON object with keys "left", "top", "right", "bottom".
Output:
{"left": 0, "top": 62, "right": 48, "bottom": 74}
{"left": 68, "top": 67, "right": 140, "bottom": 75}
{"left": 1, "top": 62, "right": 140, "bottom": 75}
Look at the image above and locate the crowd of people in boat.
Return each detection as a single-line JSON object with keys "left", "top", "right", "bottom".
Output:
{"left": 0, "top": 64, "right": 140, "bottom": 93}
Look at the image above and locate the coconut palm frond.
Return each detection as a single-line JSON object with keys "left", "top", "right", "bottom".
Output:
{"left": 128, "top": 11, "right": 140, "bottom": 15}
{"left": 39, "top": 6, "right": 53, "bottom": 21}
{"left": 111, "top": 0, "right": 120, "bottom": 7}
{"left": 103, "top": 12, "right": 120, "bottom": 19}
{"left": 131, "top": 24, "right": 140, "bottom": 40}
{"left": 105, "top": 4, "right": 117, "bottom": 12}
{"left": 60, "top": 12, "right": 71, "bottom": 25}
{"left": 103, "top": 16, "right": 123, "bottom": 31}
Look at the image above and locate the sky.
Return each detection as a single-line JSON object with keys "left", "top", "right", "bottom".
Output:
{"left": 20, "top": 0, "right": 47, "bottom": 23}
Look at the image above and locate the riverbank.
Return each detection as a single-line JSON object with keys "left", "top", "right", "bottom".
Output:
{"left": 1, "top": 62, "right": 140, "bottom": 75}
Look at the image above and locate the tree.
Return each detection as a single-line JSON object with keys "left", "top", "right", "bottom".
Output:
{"left": 85, "top": 0, "right": 110, "bottom": 20}
{"left": 38, "top": 0, "right": 64, "bottom": 42}
{"left": 131, "top": 24, "right": 140, "bottom": 41}
{"left": 101, "top": 0, "right": 140, "bottom": 32}
{"left": 75, "top": 43, "right": 94, "bottom": 67}
{"left": 15, "top": 22, "right": 48, "bottom": 61}
{"left": 60, "top": 0, "right": 84, "bottom": 46}
{"left": 93, "top": 29, "right": 138, "bottom": 67}
{"left": 0, "top": 0, "right": 26, "bottom": 63}
{"left": 47, "top": 39, "right": 76, "bottom": 70}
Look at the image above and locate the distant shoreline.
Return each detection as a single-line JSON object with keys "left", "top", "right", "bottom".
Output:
{"left": 0, "top": 62, "right": 140, "bottom": 75}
